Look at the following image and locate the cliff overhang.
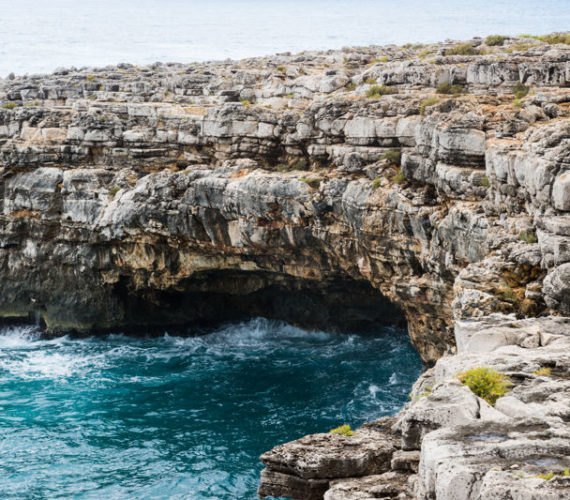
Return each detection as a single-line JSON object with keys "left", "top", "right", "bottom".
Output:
{"left": 1, "top": 33, "right": 570, "bottom": 499}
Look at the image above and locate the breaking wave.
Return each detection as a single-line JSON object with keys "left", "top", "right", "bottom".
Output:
{"left": 0, "top": 318, "right": 420, "bottom": 499}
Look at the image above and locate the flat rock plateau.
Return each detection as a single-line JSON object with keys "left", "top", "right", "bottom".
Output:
{"left": 1, "top": 33, "right": 570, "bottom": 499}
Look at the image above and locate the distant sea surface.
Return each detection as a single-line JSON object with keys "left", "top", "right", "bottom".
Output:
{"left": 0, "top": 319, "right": 421, "bottom": 499}
{"left": 0, "top": 0, "right": 569, "bottom": 76}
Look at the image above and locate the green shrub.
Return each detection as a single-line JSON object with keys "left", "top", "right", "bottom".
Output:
{"left": 392, "top": 169, "right": 405, "bottom": 184}
{"left": 532, "top": 367, "right": 551, "bottom": 376}
{"left": 345, "top": 82, "right": 356, "bottom": 91}
{"left": 383, "top": 150, "right": 401, "bottom": 165}
{"left": 537, "top": 468, "right": 570, "bottom": 480}
{"left": 299, "top": 177, "right": 322, "bottom": 189}
{"left": 513, "top": 98, "right": 523, "bottom": 108}
{"left": 485, "top": 35, "right": 507, "bottom": 46}
{"left": 420, "top": 94, "right": 441, "bottom": 108}
{"left": 370, "top": 56, "right": 389, "bottom": 64}
{"left": 365, "top": 77, "right": 377, "bottom": 85}
{"left": 519, "top": 230, "right": 537, "bottom": 243}
{"left": 240, "top": 99, "right": 252, "bottom": 108}
{"left": 288, "top": 158, "right": 309, "bottom": 171}
{"left": 420, "top": 385, "right": 434, "bottom": 398}
{"left": 108, "top": 186, "right": 121, "bottom": 198}
{"left": 520, "top": 33, "right": 570, "bottom": 45}
{"left": 329, "top": 424, "right": 355, "bottom": 437}
{"left": 366, "top": 85, "right": 397, "bottom": 99}
{"left": 458, "top": 366, "right": 512, "bottom": 406}
{"left": 276, "top": 65, "right": 287, "bottom": 74}
{"left": 501, "top": 285, "right": 519, "bottom": 304}
{"left": 420, "top": 97, "right": 439, "bottom": 114}
{"left": 1, "top": 102, "right": 17, "bottom": 109}
{"left": 445, "top": 43, "right": 479, "bottom": 56}
{"left": 506, "top": 42, "right": 536, "bottom": 53}
{"left": 480, "top": 176, "right": 490, "bottom": 187}
{"left": 514, "top": 82, "right": 529, "bottom": 99}
{"left": 436, "top": 82, "right": 464, "bottom": 95}
{"left": 372, "top": 178, "right": 381, "bottom": 189}
{"left": 85, "top": 74, "right": 96, "bottom": 81}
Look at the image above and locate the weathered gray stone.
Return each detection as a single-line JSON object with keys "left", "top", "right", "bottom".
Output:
{"left": 1, "top": 36, "right": 570, "bottom": 500}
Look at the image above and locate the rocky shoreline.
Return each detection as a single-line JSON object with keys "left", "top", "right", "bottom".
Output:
{"left": 1, "top": 34, "right": 570, "bottom": 498}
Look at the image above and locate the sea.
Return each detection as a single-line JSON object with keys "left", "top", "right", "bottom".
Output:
{"left": 0, "top": 319, "right": 420, "bottom": 499}
{"left": 0, "top": 0, "right": 569, "bottom": 77}
{"left": 0, "top": 1, "right": 567, "bottom": 497}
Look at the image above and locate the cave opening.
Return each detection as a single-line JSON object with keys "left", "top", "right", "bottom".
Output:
{"left": 114, "top": 270, "right": 408, "bottom": 337}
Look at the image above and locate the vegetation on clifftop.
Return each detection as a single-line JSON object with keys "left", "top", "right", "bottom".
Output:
{"left": 458, "top": 366, "right": 512, "bottom": 406}
{"left": 329, "top": 424, "right": 355, "bottom": 437}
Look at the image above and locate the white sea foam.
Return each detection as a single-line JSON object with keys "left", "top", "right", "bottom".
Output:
{"left": 368, "top": 384, "right": 380, "bottom": 398}
{"left": 0, "top": 325, "right": 41, "bottom": 348}
{"left": 0, "top": 350, "right": 85, "bottom": 379}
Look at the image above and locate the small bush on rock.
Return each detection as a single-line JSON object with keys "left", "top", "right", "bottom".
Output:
{"left": 514, "top": 82, "right": 530, "bottom": 99}
{"left": 537, "top": 469, "right": 570, "bottom": 480}
{"left": 485, "top": 35, "right": 507, "bottom": 46}
{"left": 383, "top": 150, "right": 401, "bottom": 166}
{"left": 521, "top": 33, "right": 570, "bottom": 45}
{"left": 420, "top": 97, "right": 439, "bottom": 114}
{"left": 436, "top": 82, "right": 464, "bottom": 95}
{"left": 458, "top": 366, "right": 511, "bottom": 406}
{"left": 445, "top": 43, "right": 479, "bottom": 56}
{"left": 366, "top": 85, "right": 397, "bottom": 99}
{"left": 299, "top": 177, "right": 322, "bottom": 189}
{"left": 329, "top": 424, "right": 355, "bottom": 437}
{"left": 1, "top": 102, "right": 17, "bottom": 109}
{"left": 287, "top": 158, "right": 309, "bottom": 171}
{"left": 392, "top": 169, "right": 405, "bottom": 184}
{"left": 519, "top": 230, "right": 537, "bottom": 243}
{"left": 532, "top": 367, "right": 551, "bottom": 376}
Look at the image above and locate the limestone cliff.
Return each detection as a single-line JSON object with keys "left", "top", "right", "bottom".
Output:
{"left": 1, "top": 34, "right": 570, "bottom": 498}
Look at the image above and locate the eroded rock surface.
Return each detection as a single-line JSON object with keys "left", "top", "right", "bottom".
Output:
{"left": 260, "top": 316, "right": 570, "bottom": 500}
{"left": 1, "top": 35, "right": 570, "bottom": 365}
{"left": 1, "top": 34, "right": 570, "bottom": 499}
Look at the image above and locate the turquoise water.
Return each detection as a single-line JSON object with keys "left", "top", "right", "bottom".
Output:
{"left": 1, "top": 0, "right": 570, "bottom": 76}
{"left": 0, "top": 318, "right": 420, "bottom": 499}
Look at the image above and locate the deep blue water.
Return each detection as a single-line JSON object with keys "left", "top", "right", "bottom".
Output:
{"left": 0, "top": 0, "right": 569, "bottom": 76}
{"left": 0, "top": 318, "right": 421, "bottom": 499}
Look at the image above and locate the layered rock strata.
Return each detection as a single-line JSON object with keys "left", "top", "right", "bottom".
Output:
{"left": 261, "top": 316, "right": 570, "bottom": 499}
{"left": 1, "top": 34, "right": 570, "bottom": 498}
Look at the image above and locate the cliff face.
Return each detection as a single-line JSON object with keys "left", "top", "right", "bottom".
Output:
{"left": 1, "top": 37, "right": 569, "bottom": 365}
{"left": 1, "top": 35, "right": 570, "bottom": 498}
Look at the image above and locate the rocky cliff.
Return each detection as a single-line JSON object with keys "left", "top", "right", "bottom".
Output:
{"left": 1, "top": 34, "right": 570, "bottom": 498}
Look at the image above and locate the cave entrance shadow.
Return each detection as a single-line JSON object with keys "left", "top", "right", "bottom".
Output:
{"left": 113, "top": 271, "right": 407, "bottom": 338}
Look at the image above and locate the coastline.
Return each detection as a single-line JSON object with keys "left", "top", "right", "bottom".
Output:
{"left": 1, "top": 34, "right": 570, "bottom": 498}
